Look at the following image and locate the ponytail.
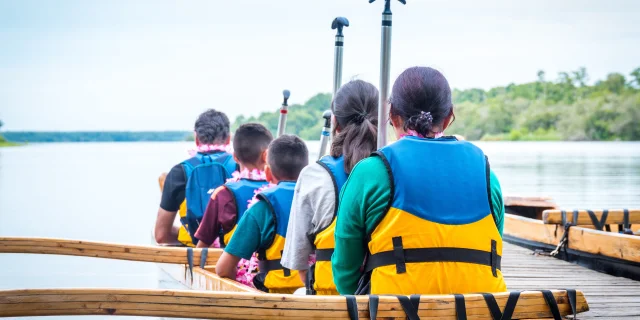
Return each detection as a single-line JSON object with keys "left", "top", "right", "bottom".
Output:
{"left": 330, "top": 80, "right": 379, "bottom": 174}
{"left": 330, "top": 118, "right": 377, "bottom": 173}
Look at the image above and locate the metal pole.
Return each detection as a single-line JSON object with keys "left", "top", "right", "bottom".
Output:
{"left": 277, "top": 90, "right": 290, "bottom": 137}
{"left": 332, "top": 17, "right": 349, "bottom": 96}
{"left": 318, "top": 110, "right": 332, "bottom": 159}
{"left": 370, "top": 0, "right": 405, "bottom": 149}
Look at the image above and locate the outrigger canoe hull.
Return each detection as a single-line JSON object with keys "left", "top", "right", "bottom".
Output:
{"left": 503, "top": 213, "right": 640, "bottom": 281}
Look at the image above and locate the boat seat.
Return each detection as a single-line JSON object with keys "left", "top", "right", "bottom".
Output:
{"left": 542, "top": 209, "right": 639, "bottom": 231}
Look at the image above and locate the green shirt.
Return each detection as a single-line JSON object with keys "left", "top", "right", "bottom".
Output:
{"left": 224, "top": 200, "right": 275, "bottom": 260}
{"left": 331, "top": 156, "right": 505, "bottom": 295}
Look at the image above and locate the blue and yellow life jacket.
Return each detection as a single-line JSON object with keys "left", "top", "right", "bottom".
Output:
{"left": 178, "top": 151, "right": 237, "bottom": 247}
{"left": 308, "top": 155, "right": 348, "bottom": 295}
{"left": 360, "top": 136, "right": 506, "bottom": 295}
{"left": 220, "top": 178, "right": 269, "bottom": 247}
{"left": 254, "top": 181, "right": 304, "bottom": 294}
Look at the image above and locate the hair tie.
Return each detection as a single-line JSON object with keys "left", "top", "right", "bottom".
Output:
{"left": 352, "top": 113, "right": 367, "bottom": 125}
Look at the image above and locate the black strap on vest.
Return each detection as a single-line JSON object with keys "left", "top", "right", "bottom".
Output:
{"left": 541, "top": 290, "right": 562, "bottom": 320}
{"left": 410, "top": 294, "right": 421, "bottom": 313}
{"left": 258, "top": 259, "right": 290, "bottom": 277}
{"left": 454, "top": 294, "right": 467, "bottom": 320}
{"left": 481, "top": 291, "right": 520, "bottom": 320}
{"left": 199, "top": 248, "right": 208, "bottom": 268}
{"left": 368, "top": 295, "right": 379, "bottom": 320}
{"left": 186, "top": 247, "right": 194, "bottom": 281}
{"left": 345, "top": 295, "right": 359, "bottom": 320}
{"left": 366, "top": 237, "right": 501, "bottom": 275}
{"left": 315, "top": 248, "right": 334, "bottom": 261}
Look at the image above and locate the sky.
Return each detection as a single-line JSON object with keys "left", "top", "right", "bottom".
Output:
{"left": 0, "top": 0, "right": 638, "bottom": 131}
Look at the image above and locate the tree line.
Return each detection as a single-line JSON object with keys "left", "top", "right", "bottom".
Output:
{"left": 2, "top": 67, "right": 638, "bottom": 143}
{"left": 234, "top": 67, "right": 640, "bottom": 141}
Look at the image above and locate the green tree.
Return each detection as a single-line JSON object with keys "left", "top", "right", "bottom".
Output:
{"left": 630, "top": 67, "right": 640, "bottom": 88}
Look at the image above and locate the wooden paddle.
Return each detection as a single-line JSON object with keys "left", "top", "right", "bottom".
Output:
{"left": 0, "top": 237, "right": 220, "bottom": 266}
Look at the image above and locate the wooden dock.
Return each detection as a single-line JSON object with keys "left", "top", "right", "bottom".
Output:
{"left": 502, "top": 242, "right": 640, "bottom": 319}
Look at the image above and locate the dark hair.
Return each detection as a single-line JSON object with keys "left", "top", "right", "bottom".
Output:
{"left": 331, "top": 80, "right": 379, "bottom": 173}
{"left": 267, "top": 134, "right": 309, "bottom": 181}
{"left": 389, "top": 67, "right": 453, "bottom": 137}
{"left": 233, "top": 123, "right": 273, "bottom": 166}
{"left": 194, "top": 109, "right": 231, "bottom": 144}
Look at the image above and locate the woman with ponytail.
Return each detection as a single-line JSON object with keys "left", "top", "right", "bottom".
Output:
{"left": 332, "top": 67, "right": 507, "bottom": 295}
{"left": 281, "top": 80, "right": 379, "bottom": 295}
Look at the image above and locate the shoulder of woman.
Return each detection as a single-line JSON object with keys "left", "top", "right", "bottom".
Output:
{"left": 350, "top": 155, "right": 387, "bottom": 176}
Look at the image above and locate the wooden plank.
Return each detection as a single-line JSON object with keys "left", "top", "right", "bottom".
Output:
{"left": 543, "top": 209, "right": 640, "bottom": 226}
{"left": 0, "top": 237, "right": 221, "bottom": 265}
{"left": 0, "top": 288, "right": 587, "bottom": 319}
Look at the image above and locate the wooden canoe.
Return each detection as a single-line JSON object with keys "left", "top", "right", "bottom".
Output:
{"left": 503, "top": 197, "right": 640, "bottom": 281}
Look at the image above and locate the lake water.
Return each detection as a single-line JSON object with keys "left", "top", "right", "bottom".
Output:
{"left": 1, "top": 141, "right": 639, "bottom": 319}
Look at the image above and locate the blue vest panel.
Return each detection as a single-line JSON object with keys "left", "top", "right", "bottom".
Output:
{"left": 258, "top": 181, "right": 296, "bottom": 238}
{"left": 226, "top": 178, "right": 270, "bottom": 223}
{"left": 317, "top": 155, "right": 348, "bottom": 206}
{"left": 376, "top": 136, "right": 490, "bottom": 225}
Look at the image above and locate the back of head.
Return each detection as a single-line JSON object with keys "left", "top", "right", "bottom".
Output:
{"left": 194, "top": 109, "right": 231, "bottom": 145}
{"left": 331, "top": 80, "right": 379, "bottom": 173}
{"left": 267, "top": 134, "right": 309, "bottom": 181}
{"left": 390, "top": 67, "right": 453, "bottom": 137}
{"left": 233, "top": 123, "right": 273, "bottom": 166}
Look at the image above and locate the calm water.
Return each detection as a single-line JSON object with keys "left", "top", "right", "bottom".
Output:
{"left": 0, "top": 141, "right": 639, "bottom": 318}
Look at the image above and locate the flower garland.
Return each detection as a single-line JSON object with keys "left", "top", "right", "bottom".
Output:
{"left": 234, "top": 175, "right": 274, "bottom": 287}
{"left": 400, "top": 129, "right": 444, "bottom": 139}
{"left": 227, "top": 168, "right": 267, "bottom": 183}
{"left": 187, "top": 144, "right": 233, "bottom": 157}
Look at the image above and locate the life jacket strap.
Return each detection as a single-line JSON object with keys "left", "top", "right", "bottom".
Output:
{"left": 258, "top": 259, "right": 291, "bottom": 277}
{"left": 365, "top": 237, "right": 501, "bottom": 276}
{"left": 315, "top": 248, "right": 334, "bottom": 261}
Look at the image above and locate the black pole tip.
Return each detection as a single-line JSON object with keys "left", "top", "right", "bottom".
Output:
{"left": 322, "top": 110, "right": 332, "bottom": 127}
{"left": 331, "top": 17, "right": 350, "bottom": 37}
{"left": 282, "top": 90, "right": 291, "bottom": 99}
{"left": 368, "top": 0, "right": 406, "bottom": 13}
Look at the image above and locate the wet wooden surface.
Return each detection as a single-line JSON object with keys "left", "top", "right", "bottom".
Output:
{"left": 503, "top": 242, "right": 640, "bottom": 319}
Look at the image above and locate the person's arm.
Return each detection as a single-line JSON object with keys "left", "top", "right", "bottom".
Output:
{"left": 155, "top": 164, "right": 186, "bottom": 244}
{"left": 195, "top": 186, "right": 232, "bottom": 248}
{"left": 215, "top": 251, "right": 242, "bottom": 279}
{"left": 282, "top": 164, "right": 335, "bottom": 271}
{"left": 216, "top": 200, "right": 274, "bottom": 279}
{"left": 489, "top": 169, "right": 505, "bottom": 236}
{"left": 332, "top": 157, "right": 391, "bottom": 295}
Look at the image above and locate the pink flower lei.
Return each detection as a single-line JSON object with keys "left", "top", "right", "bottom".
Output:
{"left": 187, "top": 144, "right": 233, "bottom": 157}
{"left": 400, "top": 129, "right": 444, "bottom": 139}
{"left": 232, "top": 175, "right": 273, "bottom": 287}
{"left": 227, "top": 168, "right": 267, "bottom": 183}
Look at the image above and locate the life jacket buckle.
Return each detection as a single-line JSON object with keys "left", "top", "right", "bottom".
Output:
{"left": 392, "top": 236, "right": 407, "bottom": 274}
{"left": 490, "top": 239, "right": 498, "bottom": 277}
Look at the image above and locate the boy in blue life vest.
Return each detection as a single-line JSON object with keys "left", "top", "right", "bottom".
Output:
{"left": 195, "top": 123, "right": 273, "bottom": 248}
{"left": 216, "top": 134, "right": 309, "bottom": 293}
{"left": 154, "top": 109, "right": 238, "bottom": 247}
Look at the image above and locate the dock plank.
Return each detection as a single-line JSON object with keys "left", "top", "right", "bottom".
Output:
{"left": 503, "top": 242, "right": 640, "bottom": 319}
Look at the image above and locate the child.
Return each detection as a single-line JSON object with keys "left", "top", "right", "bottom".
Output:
{"left": 216, "top": 134, "right": 309, "bottom": 293}
{"left": 195, "top": 123, "right": 273, "bottom": 248}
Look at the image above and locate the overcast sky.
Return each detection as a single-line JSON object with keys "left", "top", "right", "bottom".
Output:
{"left": 1, "top": 0, "right": 638, "bottom": 131}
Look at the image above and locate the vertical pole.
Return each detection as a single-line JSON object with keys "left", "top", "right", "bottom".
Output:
{"left": 318, "top": 110, "right": 332, "bottom": 160}
{"left": 377, "top": 4, "right": 393, "bottom": 149}
{"left": 277, "top": 90, "right": 290, "bottom": 137}
{"left": 333, "top": 35, "right": 344, "bottom": 97}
